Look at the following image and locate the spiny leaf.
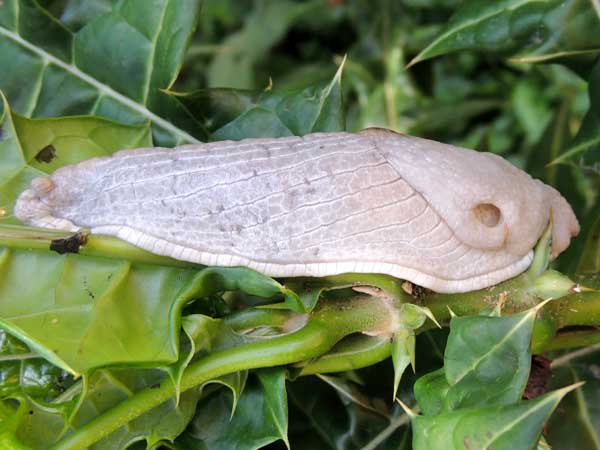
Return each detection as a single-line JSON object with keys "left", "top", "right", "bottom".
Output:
{"left": 0, "top": 245, "right": 296, "bottom": 375}
{"left": 168, "top": 57, "right": 346, "bottom": 140}
{"left": 392, "top": 329, "right": 415, "bottom": 401}
{"left": 408, "top": 0, "right": 600, "bottom": 67}
{"left": 547, "top": 350, "right": 600, "bottom": 449}
{"left": 0, "top": 0, "right": 201, "bottom": 145}
{"left": 415, "top": 309, "right": 536, "bottom": 415}
{"left": 177, "top": 368, "right": 290, "bottom": 450}
{"left": 14, "top": 368, "right": 204, "bottom": 449}
{"left": 167, "top": 314, "right": 248, "bottom": 414}
{"left": 412, "top": 384, "right": 581, "bottom": 450}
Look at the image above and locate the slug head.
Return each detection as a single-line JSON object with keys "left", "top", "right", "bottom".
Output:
{"left": 361, "top": 128, "right": 580, "bottom": 259}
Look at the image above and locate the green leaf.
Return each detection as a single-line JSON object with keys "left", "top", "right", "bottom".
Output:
{"left": 415, "top": 310, "right": 536, "bottom": 415}
{"left": 177, "top": 368, "right": 289, "bottom": 450}
{"left": 547, "top": 350, "right": 600, "bottom": 449}
{"left": 14, "top": 368, "right": 203, "bottom": 449}
{"left": 528, "top": 222, "right": 553, "bottom": 277}
{"left": 412, "top": 368, "right": 450, "bottom": 417}
{"left": 0, "top": 400, "right": 30, "bottom": 450}
{"left": 164, "top": 314, "right": 248, "bottom": 410}
{"left": 0, "top": 244, "right": 295, "bottom": 376}
{"left": 0, "top": 94, "right": 151, "bottom": 223}
{"left": 0, "top": 247, "right": 196, "bottom": 375}
{"left": 409, "top": 0, "right": 600, "bottom": 67}
{"left": 46, "top": 1, "right": 114, "bottom": 32}
{"left": 9, "top": 314, "right": 251, "bottom": 449}
{"left": 0, "top": 0, "right": 202, "bottom": 145}
{"left": 552, "top": 59, "right": 600, "bottom": 176}
{"left": 576, "top": 212, "right": 600, "bottom": 273}
{"left": 0, "top": 330, "right": 72, "bottom": 401}
{"left": 287, "top": 375, "right": 402, "bottom": 450}
{"left": 412, "top": 384, "right": 580, "bottom": 450}
{"left": 256, "top": 368, "right": 289, "bottom": 449}
{"left": 392, "top": 329, "right": 415, "bottom": 401}
{"left": 205, "top": 0, "right": 323, "bottom": 89}
{"left": 316, "top": 374, "right": 389, "bottom": 417}
{"left": 525, "top": 93, "right": 590, "bottom": 231}
{"left": 169, "top": 58, "right": 346, "bottom": 140}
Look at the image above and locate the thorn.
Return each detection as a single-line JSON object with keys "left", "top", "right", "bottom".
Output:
{"left": 534, "top": 270, "right": 578, "bottom": 300}
{"left": 572, "top": 284, "right": 596, "bottom": 293}
{"left": 447, "top": 306, "right": 456, "bottom": 318}
{"left": 422, "top": 307, "right": 441, "bottom": 329}
{"left": 396, "top": 398, "right": 417, "bottom": 418}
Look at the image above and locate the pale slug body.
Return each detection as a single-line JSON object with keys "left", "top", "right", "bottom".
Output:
{"left": 14, "top": 128, "right": 579, "bottom": 293}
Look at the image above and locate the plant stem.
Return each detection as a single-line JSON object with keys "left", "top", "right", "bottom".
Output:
{"left": 0, "top": 225, "right": 195, "bottom": 268}
{"left": 554, "top": 289, "right": 600, "bottom": 328}
{"left": 542, "top": 329, "right": 600, "bottom": 352}
{"left": 224, "top": 307, "right": 300, "bottom": 331}
{"left": 51, "top": 295, "right": 396, "bottom": 449}
{"left": 298, "top": 335, "right": 391, "bottom": 375}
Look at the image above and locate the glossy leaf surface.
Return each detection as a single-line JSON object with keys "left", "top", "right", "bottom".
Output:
{"left": 410, "top": 0, "right": 600, "bottom": 66}
{"left": 0, "top": 0, "right": 201, "bottom": 145}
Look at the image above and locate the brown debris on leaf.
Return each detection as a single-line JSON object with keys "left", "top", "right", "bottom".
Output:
{"left": 50, "top": 232, "right": 87, "bottom": 255}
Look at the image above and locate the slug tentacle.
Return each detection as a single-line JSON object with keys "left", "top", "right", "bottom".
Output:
{"left": 14, "top": 130, "right": 579, "bottom": 293}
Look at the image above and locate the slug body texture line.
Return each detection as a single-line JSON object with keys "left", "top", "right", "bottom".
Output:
{"left": 14, "top": 128, "right": 580, "bottom": 293}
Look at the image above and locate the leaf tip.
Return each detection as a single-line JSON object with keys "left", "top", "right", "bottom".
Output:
{"left": 556, "top": 380, "right": 586, "bottom": 397}
{"left": 405, "top": 55, "right": 422, "bottom": 69}
{"left": 332, "top": 54, "right": 347, "bottom": 82}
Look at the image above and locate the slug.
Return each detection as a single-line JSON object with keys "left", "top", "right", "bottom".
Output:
{"left": 14, "top": 128, "right": 579, "bottom": 293}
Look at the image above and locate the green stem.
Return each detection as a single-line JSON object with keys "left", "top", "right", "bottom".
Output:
{"left": 554, "top": 288, "right": 600, "bottom": 328}
{"left": 422, "top": 271, "right": 537, "bottom": 324}
{"left": 224, "top": 308, "right": 300, "bottom": 331}
{"left": 51, "top": 295, "right": 396, "bottom": 449}
{"left": 0, "top": 225, "right": 195, "bottom": 268}
{"left": 298, "top": 335, "right": 391, "bottom": 375}
{"left": 542, "top": 329, "right": 600, "bottom": 352}
{"left": 301, "top": 274, "right": 600, "bottom": 373}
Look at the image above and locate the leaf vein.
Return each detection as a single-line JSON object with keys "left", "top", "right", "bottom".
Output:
{"left": 0, "top": 25, "right": 200, "bottom": 144}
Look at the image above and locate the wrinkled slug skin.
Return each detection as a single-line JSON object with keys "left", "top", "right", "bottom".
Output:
{"left": 14, "top": 129, "right": 580, "bottom": 293}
